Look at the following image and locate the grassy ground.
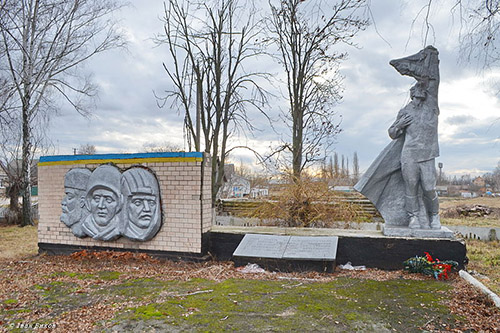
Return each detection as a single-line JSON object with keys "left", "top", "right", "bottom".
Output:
{"left": 466, "top": 239, "right": 500, "bottom": 295}
{"left": 0, "top": 223, "right": 499, "bottom": 331}
{"left": 0, "top": 252, "right": 496, "bottom": 332}
{"left": 439, "top": 197, "right": 500, "bottom": 209}
{"left": 0, "top": 225, "right": 38, "bottom": 260}
{"left": 440, "top": 197, "right": 500, "bottom": 227}
{"left": 441, "top": 217, "right": 500, "bottom": 228}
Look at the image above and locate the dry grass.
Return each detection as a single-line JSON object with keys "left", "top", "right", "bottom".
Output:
{"left": 251, "top": 177, "right": 369, "bottom": 227}
{"left": 440, "top": 197, "right": 500, "bottom": 209}
{"left": 440, "top": 197, "right": 500, "bottom": 227}
{"left": 465, "top": 239, "right": 500, "bottom": 295}
{"left": 0, "top": 224, "right": 38, "bottom": 260}
{"left": 442, "top": 217, "right": 500, "bottom": 228}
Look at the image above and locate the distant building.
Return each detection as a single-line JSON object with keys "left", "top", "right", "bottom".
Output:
{"left": 228, "top": 175, "right": 251, "bottom": 198}
{"left": 219, "top": 164, "right": 251, "bottom": 199}
{"left": 250, "top": 187, "right": 269, "bottom": 198}
{"left": 436, "top": 185, "right": 448, "bottom": 196}
{"left": 460, "top": 191, "right": 478, "bottom": 198}
{"left": 0, "top": 171, "right": 7, "bottom": 196}
{"left": 472, "top": 176, "right": 486, "bottom": 188}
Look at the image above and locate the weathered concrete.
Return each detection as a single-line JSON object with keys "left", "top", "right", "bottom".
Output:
{"left": 210, "top": 226, "right": 467, "bottom": 271}
{"left": 355, "top": 46, "right": 447, "bottom": 235}
{"left": 460, "top": 270, "right": 500, "bottom": 308}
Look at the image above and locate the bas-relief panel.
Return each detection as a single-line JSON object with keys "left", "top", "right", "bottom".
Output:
{"left": 61, "top": 164, "right": 162, "bottom": 241}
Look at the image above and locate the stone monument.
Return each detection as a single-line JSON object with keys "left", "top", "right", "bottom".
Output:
{"left": 60, "top": 164, "right": 163, "bottom": 241}
{"left": 81, "top": 165, "right": 123, "bottom": 241}
{"left": 61, "top": 168, "right": 91, "bottom": 238}
{"left": 121, "top": 168, "right": 161, "bottom": 241}
{"left": 354, "top": 46, "right": 452, "bottom": 238}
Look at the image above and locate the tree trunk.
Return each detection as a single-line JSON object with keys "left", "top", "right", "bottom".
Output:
{"left": 292, "top": 103, "right": 303, "bottom": 183}
{"left": 6, "top": 184, "right": 22, "bottom": 225}
{"left": 21, "top": 102, "right": 34, "bottom": 227}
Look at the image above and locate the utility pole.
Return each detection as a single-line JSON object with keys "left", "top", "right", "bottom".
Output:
{"left": 438, "top": 162, "right": 443, "bottom": 185}
{"left": 195, "top": 62, "right": 202, "bottom": 152}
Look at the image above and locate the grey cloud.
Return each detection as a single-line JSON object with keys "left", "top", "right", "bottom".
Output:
{"left": 43, "top": 0, "right": 499, "bottom": 176}
{"left": 445, "top": 115, "right": 474, "bottom": 125}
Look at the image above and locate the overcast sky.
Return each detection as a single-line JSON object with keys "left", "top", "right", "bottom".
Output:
{"left": 47, "top": 0, "right": 500, "bottom": 177}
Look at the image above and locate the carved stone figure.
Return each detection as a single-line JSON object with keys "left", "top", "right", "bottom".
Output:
{"left": 355, "top": 46, "right": 445, "bottom": 233}
{"left": 61, "top": 168, "right": 91, "bottom": 237}
{"left": 81, "top": 165, "right": 123, "bottom": 241}
{"left": 60, "top": 164, "right": 163, "bottom": 241}
{"left": 121, "top": 168, "right": 161, "bottom": 241}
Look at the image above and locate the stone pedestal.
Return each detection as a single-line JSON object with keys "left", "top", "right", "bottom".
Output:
{"left": 383, "top": 226, "right": 454, "bottom": 239}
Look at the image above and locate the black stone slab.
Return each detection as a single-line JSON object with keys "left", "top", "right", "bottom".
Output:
{"left": 209, "top": 230, "right": 467, "bottom": 271}
{"left": 38, "top": 242, "right": 211, "bottom": 263}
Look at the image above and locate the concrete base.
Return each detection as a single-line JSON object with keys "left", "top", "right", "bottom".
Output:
{"left": 383, "top": 226, "right": 454, "bottom": 239}
{"left": 209, "top": 226, "right": 467, "bottom": 271}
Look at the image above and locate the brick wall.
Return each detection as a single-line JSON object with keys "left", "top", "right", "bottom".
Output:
{"left": 38, "top": 152, "right": 212, "bottom": 254}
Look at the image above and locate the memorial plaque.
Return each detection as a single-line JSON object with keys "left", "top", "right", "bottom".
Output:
{"left": 283, "top": 236, "right": 338, "bottom": 260}
{"left": 233, "top": 234, "right": 290, "bottom": 259}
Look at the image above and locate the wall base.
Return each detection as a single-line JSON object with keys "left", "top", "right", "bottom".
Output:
{"left": 39, "top": 227, "right": 468, "bottom": 272}
{"left": 208, "top": 228, "right": 467, "bottom": 271}
{"left": 38, "top": 242, "right": 211, "bottom": 263}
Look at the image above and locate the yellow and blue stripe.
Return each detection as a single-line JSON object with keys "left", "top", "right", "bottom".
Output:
{"left": 38, "top": 152, "right": 204, "bottom": 166}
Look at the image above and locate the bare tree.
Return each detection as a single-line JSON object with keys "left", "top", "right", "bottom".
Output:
{"left": 0, "top": 125, "right": 23, "bottom": 224}
{"left": 408, "top": 0, "right": 500, "bottom": 69}
{"left": 333, "top": 152, "right": 339, "bottom": 177}
{"left": 77, "top": 144, "right": 97, "bottom": 155}
{"left": 156, "top": 0, "right": 269, "bottom": 204}
{"left": 0, "top": 116, "right": 48, "bottom": 224}
{"left": 484, "top": 161, "right": 500, "bottom": 191}
{"left": 0, "top": 0, "right": 124, "bottom": 226}
{"left": 266, "top": 0, "right": 368, "bottom": 181}
{"left": 142, "top": 141, "right": 182, "bottom": 153}
{"left": 352, "top": 151, "right": 359, "bottom": 183}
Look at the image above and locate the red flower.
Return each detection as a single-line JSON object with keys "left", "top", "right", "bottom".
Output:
{"left": 424, "top": 252, "right": 433, "bottom": 262}
{"left": 433, "top": 263, "right": 452, "bottom": 280}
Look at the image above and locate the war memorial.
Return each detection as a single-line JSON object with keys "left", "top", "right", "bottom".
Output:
{"left": 37, "top": 47, "right": 466, "bottom": 272}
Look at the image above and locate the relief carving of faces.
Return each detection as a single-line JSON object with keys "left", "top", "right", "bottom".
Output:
{"left": 61, "top": 168, "right": 91, "bottom": 237}
{"left": 128, "top": 194, "right": 157, "bottom": 228}
{"left": 61, "top": 188, "right": 84, "bottom": 226}
{"left": 88, "top": 188, "right": 120, "bottom": 226}
{"left": 60, "top": 165, "right": 162, "bottom": 242}
{"left": 121, "top": 168, "right": 161, "bottom": 241}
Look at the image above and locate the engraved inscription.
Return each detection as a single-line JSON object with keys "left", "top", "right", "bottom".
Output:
{"left": 233, "top": 234, "right": 338, "bottom": 261}
{"left": 233, "top": 234, "right": 290, "bottom": 259}
{"left": 283, "top": 236, "right": 338, "bottom": 260}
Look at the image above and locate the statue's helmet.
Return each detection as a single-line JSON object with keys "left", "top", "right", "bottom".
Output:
{"left": 121, "top": 168, "right": 159, "bottom": 197}
{"left": 64, "top": 168, "right": 91, "bottom": 191}
{"left": 86, "top": 165, "right": 121, "bottom": 198}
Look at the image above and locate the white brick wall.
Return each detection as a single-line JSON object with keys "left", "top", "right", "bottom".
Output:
{"left": 38, "top": 155, "right": 212, "bottom": 254}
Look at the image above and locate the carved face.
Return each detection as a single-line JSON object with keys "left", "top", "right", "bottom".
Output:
{"left": 127, "top": 194, "right": 157, "bottom": 228}
{"left": 88, "top": 188, "right": 119, "bottom": 226}
{"left": 410, "top": 83, "right": 427, "bottom": 101}
{"left": 61, "top": 188, "right": 84, "bottom": 226}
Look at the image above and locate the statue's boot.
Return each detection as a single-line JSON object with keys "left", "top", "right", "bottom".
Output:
{"left": 424, "top": 191, "right": 441, "bottom": 229}
{"left": 408, "top": 213, "right": 420, "bottom": 229}
{"left": 405, "top": 195, "right": 420, "bottom": 229}
{"left": 429, "top": 214, "right": 441, "bottom": 229}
